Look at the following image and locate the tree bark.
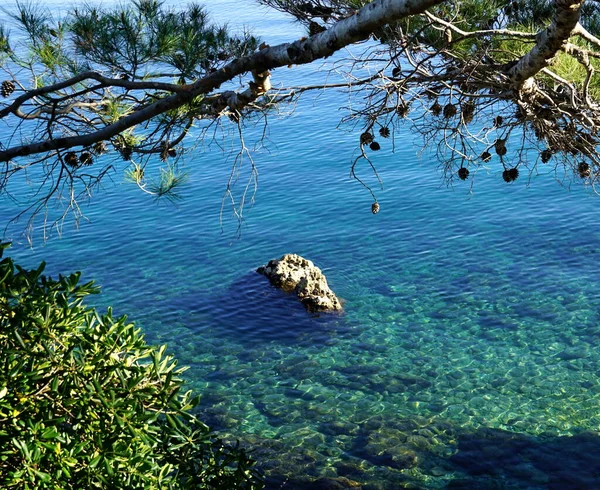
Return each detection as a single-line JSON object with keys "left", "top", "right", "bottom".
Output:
{"left": 508, "top": 0, "right": 584, "bottom": 90}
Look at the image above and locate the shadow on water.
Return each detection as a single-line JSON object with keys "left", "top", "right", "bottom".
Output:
{"left": 447, "top": 428, "right": 600, "bottom": 490}
{"left": 196, "top": 271, "right": 350, "bottom": 346}
{"left": 252, "top": 416, "right": 600, "bottom": 490}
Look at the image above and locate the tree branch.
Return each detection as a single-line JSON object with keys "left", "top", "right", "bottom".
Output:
{"left": 424, "top": 11, "right": 537, "bottom": 41}
{"left": 0, "top": 71, "right": 187, "bottom": 120}
{"left": 573, "top": 22, "right": 600, "bottom": 48}
{"left": 509, "top": 0, "right": 584, "bottom": 89}
{"left": 0, "top": 0, "right": 442, "bottom": 163}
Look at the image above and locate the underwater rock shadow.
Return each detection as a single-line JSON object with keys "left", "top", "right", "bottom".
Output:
{"left": 447, "top": 427, "right": 600, "bottom": 489}
{"left": 198, "top": 271, "right": 349, "bottom": 345}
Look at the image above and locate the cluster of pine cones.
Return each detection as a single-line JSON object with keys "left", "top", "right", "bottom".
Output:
{"left": 1, "top": 80, "right": 15, "bottom": 97}
{"left": 64, "top": 151, "right": 94, "bottom": 168}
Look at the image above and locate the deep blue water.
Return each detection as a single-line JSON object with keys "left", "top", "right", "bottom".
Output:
{"left": 2, "top": 2, "right": 600, "bottom": 489}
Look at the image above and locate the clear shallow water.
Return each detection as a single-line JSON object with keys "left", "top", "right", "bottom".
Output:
{"left": 3, "top": 2, "right": 600, "bottom": 489}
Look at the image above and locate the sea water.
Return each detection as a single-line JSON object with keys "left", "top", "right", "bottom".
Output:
{"left": 2, "top": 1, "right": 600, "bottom": 488}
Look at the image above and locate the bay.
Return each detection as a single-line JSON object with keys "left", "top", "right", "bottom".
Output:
{"left": 2, "top": 1, "right": 600, "bottom": 488}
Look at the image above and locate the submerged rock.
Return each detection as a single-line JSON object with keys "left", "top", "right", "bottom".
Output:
{"left": 313, "top": 477, "right": 363, "bottom": 489}
{"left": 257, "top": 254, "right": 343, "bottom": 313}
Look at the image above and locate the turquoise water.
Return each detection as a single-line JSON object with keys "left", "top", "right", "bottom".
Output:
{"left": 3, "top": 2, "right": 600, "bottom": 488}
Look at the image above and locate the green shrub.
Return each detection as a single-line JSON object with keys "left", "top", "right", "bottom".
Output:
{"left": 0, "top": 244, "right": 263, "bottom": 489}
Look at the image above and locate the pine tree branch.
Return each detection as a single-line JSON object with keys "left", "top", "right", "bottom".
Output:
{"left": 508, "top": 0, "right": 585, "bottom": 89}
{"left": 0, "top": 71, "right": 187, "bottom": 120}
{"left": 0, "top": 0, "right": 442, "bottom": 163}
{"left": 423, "top": 11, "right": 537, "bottom": 41}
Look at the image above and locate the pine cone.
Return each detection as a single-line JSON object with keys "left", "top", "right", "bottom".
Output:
{"left": 541, "top": 149, "right": 552, "bottom": 163}
{"left": 1, "top": 80, "right": 15, "bottom": 97}
{"left": 360, "top": 132, "right": 374, "bottom": 145}
{"left": 502, "top": 167, "right": 519, "bottom": 182}
{"left": 493, "top": 115, "right": 504, "bottom": 127}
{"left": 481, "top": 151, "right": 492, "bottom": 162}
{"left": 494, "top": 139, "right": 507, "bottom": 156}
{"left": 443, "top": 104, "right": 457, "bottom": 119}
{"left": 120, "top": 146, "right": 133, "bottom": 161}
{"left": 457, "top": 167, "right": 469, "bottom": 180}
{"left": 430, "top": 101, "right": 442, "bottom": 116}
{"left": 461, "top": 101, "right": 475, "bottom": 124}
{"left": 80, "top": 152, "right": 93, "bottom": 166}
{"left": 369, "top": 141, "right": 381, "bottom": 151}
{"left": 93, "top": 141, "right": 107, "bottom": 155}
{"left": 371, "top": 202, "right": 380, "bottom": 214}
{"left": 578, "top": 161, "right": 591, "bottom": 178}
{"left": 160, "top": 143, "right": 169, "bottom": 162}
{"left": 64, "top": 152, "right": 79, "bottom": 167}
{"left": 462, "top": 101, "right": 475, "bottom": 117}
{"left": 379, "top": 127, "right": 391, "bottom": 138}
{"left": 308, "top": 21, "right": 326, "bottom": 36}
{"left": 397, "top": 103, "right": 409, "bottom": 118}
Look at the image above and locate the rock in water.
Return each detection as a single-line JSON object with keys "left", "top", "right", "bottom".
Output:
{"left": 257, "top": 254, "right": 343, "bottom": 313}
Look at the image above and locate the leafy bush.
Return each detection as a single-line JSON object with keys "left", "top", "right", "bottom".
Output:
{"left": 0, "top": 244, "right": 263, "bottom": 489}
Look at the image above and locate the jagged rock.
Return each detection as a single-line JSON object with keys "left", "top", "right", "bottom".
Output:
{"left": 257, "top": 254, "right": 343, "bottom": 313}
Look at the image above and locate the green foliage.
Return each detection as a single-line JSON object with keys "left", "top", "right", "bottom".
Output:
{"left": 389, "top": 0, "right": 600, "bottom": 97}
{"left": 484, "top": 28, "right": 600, "bottom": 98}
{"left": 503, "top": 0, "right": 600, "bottom": 34}
{"left": 125, "top": 162, "right": 189, "bottom": 202}
{"left": 487, "top": 26, "right": 535, "bottom": 62}
{"left": 101, "top": 98, "right": 135, "bottom": 124}
{"left": 388, "top": 0, "right": 509, "bottom": 58}
{"left": 0, "top": 245, "right": 263, "bottom": 489}
{"left": 392, "top": 0, "right": 599, "bottom": 61}
{"left": 1, "top": 0, "right": 259, "bottom": 81}
{"left": 68, "top": 0, "right": 259, "bottom": 80}
{"left": 549, "top": 49, "right": 600, "bottom": 100}
{"left": 148, "top": 165, "right": 189, "bottom": 202}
